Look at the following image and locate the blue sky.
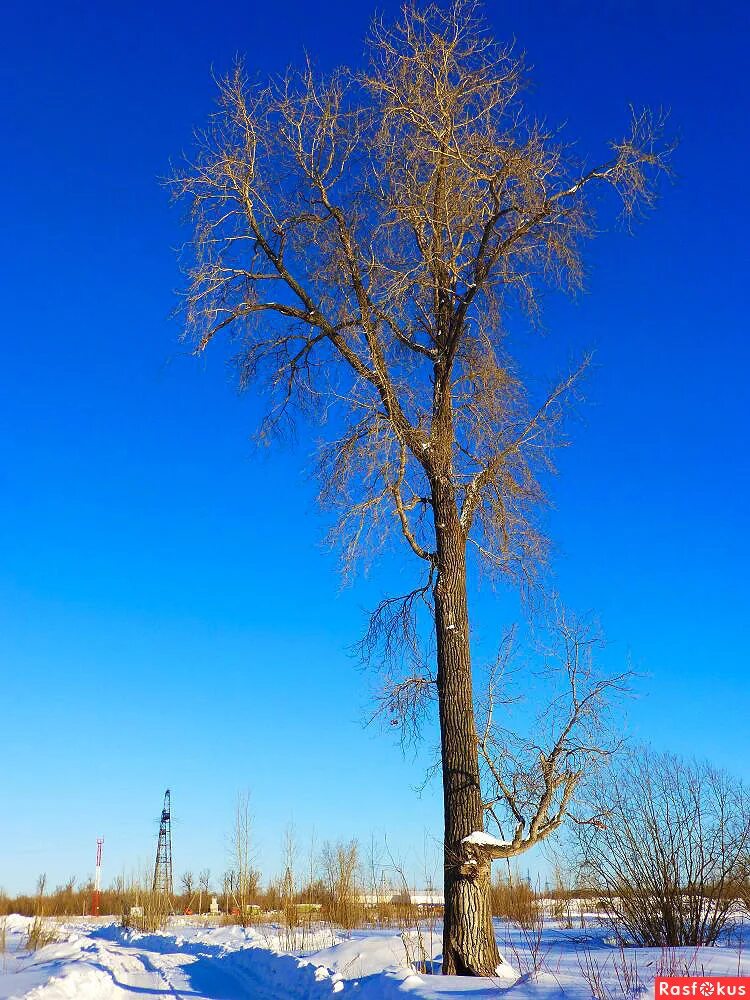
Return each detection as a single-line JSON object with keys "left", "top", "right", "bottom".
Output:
{"left": 1, "top": 0, "right": 748, "bottom": 896}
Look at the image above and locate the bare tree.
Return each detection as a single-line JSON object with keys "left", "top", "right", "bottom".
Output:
{"left": 180, "top": 871, "right": 195, "bottom": 905}
{"left": 281, "top": 824, "right": 297, "bottom": 902}
{"left": 222, "top": 871, "right": 233, "bottom": 916}
{"left": 321, "top": 840, "right": 362, "bottom": 930}
{"left": 170, "top": 1, "right": 670, "bottom": 975}
{"left": 572, "top": 749, "right": 750, "bottom": 946}
{"left": 230, "top": 791, "right": 256, "bottom": 924}
{"left": 198, "top": 869, "right": 210, "bottom": 915}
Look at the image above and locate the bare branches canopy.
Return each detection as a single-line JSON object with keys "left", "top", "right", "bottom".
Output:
{"left": 170, "top": 1, "right": 669, "bottom": 589}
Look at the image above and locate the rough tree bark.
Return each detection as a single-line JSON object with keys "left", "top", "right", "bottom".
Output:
{"left": 428, "top": 343, "right": 501, "bottom": 976}
{"left": 433, "top": 488, "right": 502, "bottom": 975}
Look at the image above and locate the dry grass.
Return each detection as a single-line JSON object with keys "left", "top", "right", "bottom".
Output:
{"left": 491, "top": 872, "right": 539, "bottom": 928}
{"left": 24, "top": 917, "right": 57, "bottom": 951}
{"left": 121, "top": 893, "right": 171, "bottom": 933}
{"left": 549, "top": 867, "right": 575, "bottom": 928}
{"left": 576, "top": 937, "right": 710, "bottom": 1000}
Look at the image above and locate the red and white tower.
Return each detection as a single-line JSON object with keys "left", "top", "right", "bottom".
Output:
{"left": 92, "top": 838, "right": 103, "bottom": 916}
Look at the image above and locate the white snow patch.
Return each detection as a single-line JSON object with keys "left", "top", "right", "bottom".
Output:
{"left": 462, "top": 830, "right": 510, "bottom": 847}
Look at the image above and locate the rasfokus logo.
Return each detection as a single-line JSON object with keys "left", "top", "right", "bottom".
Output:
{"left": 656, "top": 979, "right": 750, "bottom": 997}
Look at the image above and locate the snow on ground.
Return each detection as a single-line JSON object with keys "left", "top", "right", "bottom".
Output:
{"left": 1, "top": 913, "right": 749, "bottom": 999}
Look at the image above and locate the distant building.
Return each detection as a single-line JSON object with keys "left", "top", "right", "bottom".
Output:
{"left": 359, "top": 887, "right": 444, "bottom": 908}
{"left": 406, "top": 889, "right": 444, "bottom": 907}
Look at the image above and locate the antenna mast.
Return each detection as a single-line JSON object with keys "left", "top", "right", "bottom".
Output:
{"left": 152, "top": 789, "right": 173, "bottom": 896}
{"left": 92, "top": 838, "right": 103, "bottom": 916}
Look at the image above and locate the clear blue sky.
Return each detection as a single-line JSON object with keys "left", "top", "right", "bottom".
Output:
{"left": 1, "top": 0, "right": 748, "bottom": 896}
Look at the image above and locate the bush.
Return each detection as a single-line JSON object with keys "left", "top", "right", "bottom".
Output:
{"left": 320, "top": 841, "right": 364, "bottom": 930}
{"left": 573, "top": 748, "right": 750, "bottom": 946}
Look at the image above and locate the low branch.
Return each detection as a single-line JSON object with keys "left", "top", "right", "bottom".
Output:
{"left": 473, "top": 607, "right": 631, "bottom": 860}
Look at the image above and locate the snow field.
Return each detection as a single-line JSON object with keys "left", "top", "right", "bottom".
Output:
{"left": 1, "top": 913, "right": 749, "bottom": 999}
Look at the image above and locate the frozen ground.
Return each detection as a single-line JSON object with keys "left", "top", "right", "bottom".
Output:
{"left": 1, "top": 913, "right": 749, "bottom": 999}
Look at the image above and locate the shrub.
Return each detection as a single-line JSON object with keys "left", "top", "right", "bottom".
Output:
{"left": 573, "top": 748, "right": 750, "bottom": 946}
{"left": 321, "top": 841, "right": 364, "bottom": 930}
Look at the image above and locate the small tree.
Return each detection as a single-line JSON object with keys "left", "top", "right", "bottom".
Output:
{"left": 180, "top": 871, "right": 195, "bottom": 910}
{"left": 230, "top": 791, "right": 258, "bottom": 923}
{"left": 198, "top": 869, "right": 211, "bottom": 915}
{"left": 573, "top": 749, "right": 750, "bottom": 946}
{"left": 171, "top": 1, "right": 669, "bottom": 974}
{"left": 321, "top": 840, "right": 362, "bottom": 929}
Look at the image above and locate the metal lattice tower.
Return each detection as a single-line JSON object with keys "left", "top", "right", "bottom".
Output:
{"left": 152, "top": 789, "right": 173, "bottom": 896}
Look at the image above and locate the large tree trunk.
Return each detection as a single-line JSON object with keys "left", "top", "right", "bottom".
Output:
{"left": 433, "top": 482, "right": 502, "bottom": 977}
